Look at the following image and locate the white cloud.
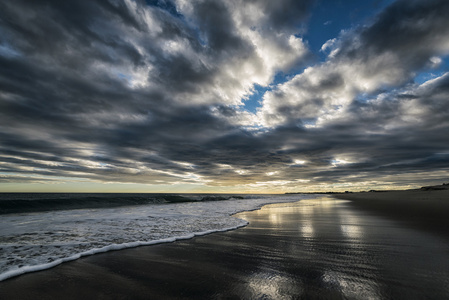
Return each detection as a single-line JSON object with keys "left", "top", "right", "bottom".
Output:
{"left": 320, "top": 38, "right": 336, "bottom": 53}
{"left": 164, "top": 0, "right": 312, "bottom": 109}
{"left": 257, "top": 2, "right": 449, "bottom": 129}
{"left": 266, "top": 171, "right": 279, "bottom": 176}
{"left": 331, "top": 158, "right": 350, "bottom": 167}
{"left": 293, "top": 160, "right": 306, "bottom": 165}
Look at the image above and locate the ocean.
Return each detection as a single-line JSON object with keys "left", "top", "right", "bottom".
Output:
{"left": 0, "top": 193, "right": 313, "bottom": 281}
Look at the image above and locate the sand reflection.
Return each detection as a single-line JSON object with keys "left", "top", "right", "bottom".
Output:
{"left": 300, "top": 220, "right": 315, "bottom": 238}
{"left": 245, "top": 271, "right": 303, "bottom": 299}
{"left": 321, "top": 270, "right": 380, "bottom": 299}
{"left": 244, "top": 197, "right": 383, "bottom": 298}
{"left": 268, "top": 213, "right": 281, "bottom": 225}
{"left": 340, "top": 224, "right": 363, "bottom": 239}
{"left": 337, "top": 206, "right": 366, "bottom": 242}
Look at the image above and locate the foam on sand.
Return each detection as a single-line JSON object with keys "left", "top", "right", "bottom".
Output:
{"left": 0, "top": 194, "right": 313, "bottom": 281}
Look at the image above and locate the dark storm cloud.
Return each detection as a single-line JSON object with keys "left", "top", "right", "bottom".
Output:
{"left": 356, "top": 0, "right": 449, "bottom": 59}
{"left": 0, "top": 1, "right": 141, "bottom": 68}
{"left": 193, "top": 1, "right": 247, "bottom": 53}
{"left": 0, "top": 0, "right": 448, "bottom": 191}
{"left": 334, "top": 0, "right": 449, "bottom": 83}
{"left": 242, "top": 0, "right": 315, "bottom": 32}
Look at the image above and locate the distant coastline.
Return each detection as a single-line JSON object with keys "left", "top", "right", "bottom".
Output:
{"left": 286, "top": 183, "right": 449, "bottom": 195}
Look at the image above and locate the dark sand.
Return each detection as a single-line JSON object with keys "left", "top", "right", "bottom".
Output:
{"left": 1, "top": 196, "right": 449, "bottom": 299}
{"left": 335, "top": 189, "right": 449, "bottom": 239}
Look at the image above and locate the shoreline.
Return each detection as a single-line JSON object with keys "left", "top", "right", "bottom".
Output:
{"left": 0, "top": 222, "right": 250, "bottom": 282}
{"left": 2, "top": 189, "right": 448, "bottom": 285}
{"left": 1, "top": 196, "right": 449, "bottom": 299}
{"left": 0, "top": 195, "right": 311, "bottom": 282}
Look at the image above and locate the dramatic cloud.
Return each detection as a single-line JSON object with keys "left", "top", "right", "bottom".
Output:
{"left": 0, "top": 0, "right": 448, "bottom": 192}
{"left": 260, "top": 0, "right": 449, "bottom": 127}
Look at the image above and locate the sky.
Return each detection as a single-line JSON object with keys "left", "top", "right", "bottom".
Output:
{"left": 1, "top": 0, "right": 449, "bottom": 193}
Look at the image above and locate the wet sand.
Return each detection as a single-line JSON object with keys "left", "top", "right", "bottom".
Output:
{"left": 335, "top": 189, "right": 449, "bottom": 239}
{"left": 1, "top": 196, "right": 449, "bottom": 299}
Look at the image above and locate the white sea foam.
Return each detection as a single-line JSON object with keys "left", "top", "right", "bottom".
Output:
{"left": 0, "top": 194, "right": 312, "bottom": 281}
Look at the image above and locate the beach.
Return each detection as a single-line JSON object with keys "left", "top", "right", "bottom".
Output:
{"left": 1, "top": 194, "right": 449, "bottom": 299}
{"left": 335, "top": 188, "right": 449, "bottom": 239}
{"left": 2, "top": 0, "right": 449, "bottom": 298}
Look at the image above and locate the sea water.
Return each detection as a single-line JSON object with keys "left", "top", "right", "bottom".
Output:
{"left": 0, "top": 193, "right": 313, "bottom": 281}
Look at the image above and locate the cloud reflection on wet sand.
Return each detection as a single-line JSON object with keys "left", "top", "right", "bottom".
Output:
{"left": 235, "top": 197, "right": 449, "bottom": 299}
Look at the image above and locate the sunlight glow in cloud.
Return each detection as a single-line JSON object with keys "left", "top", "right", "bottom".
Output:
{"left": 0, "top": 0, "right": 449, "bottom": 192}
